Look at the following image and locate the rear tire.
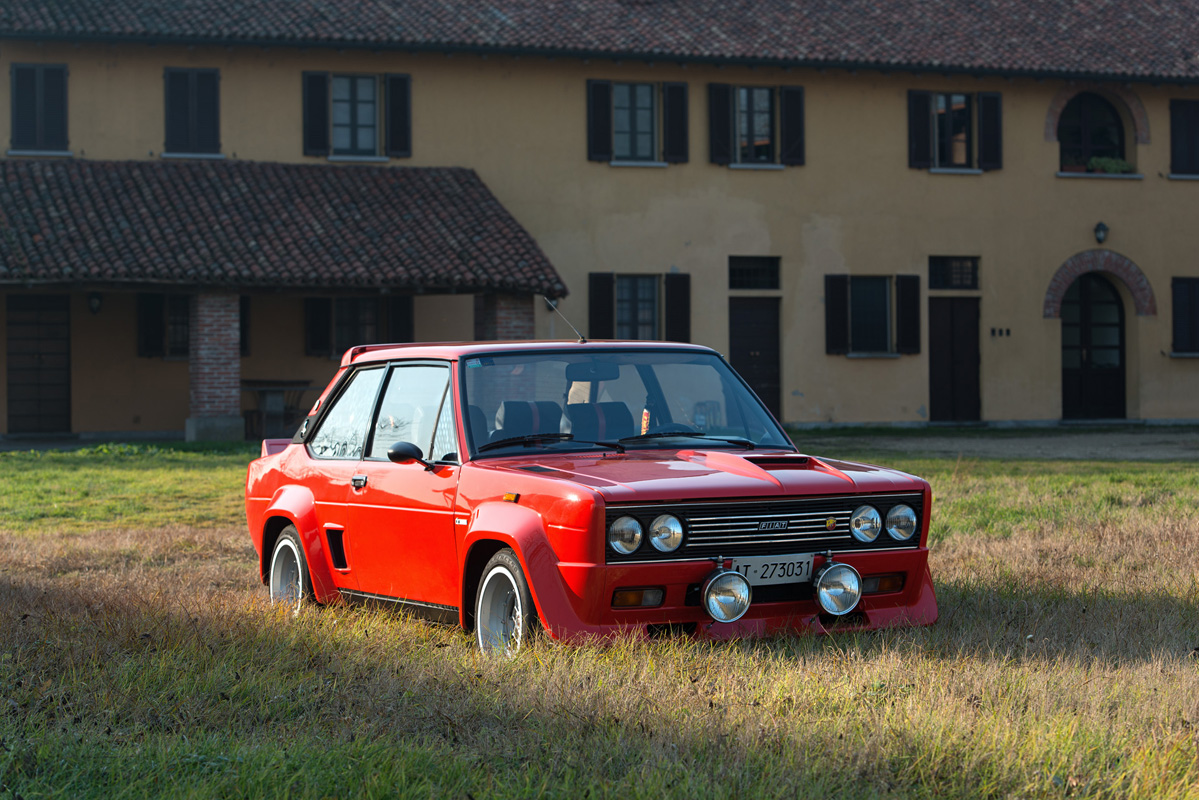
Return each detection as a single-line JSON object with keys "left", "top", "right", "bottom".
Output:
{"left": 475, "top": 549, "right": 535, "bottom": 655}
{"left": 269, "top": 526, "right": 312, "bottom": 612}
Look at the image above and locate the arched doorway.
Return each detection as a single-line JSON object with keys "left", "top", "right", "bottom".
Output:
{"left": 1061, "top": 273, "right": 1125, "bottom": 419}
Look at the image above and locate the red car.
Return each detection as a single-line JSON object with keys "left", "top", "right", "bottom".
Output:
{"left": 246, "top": 341, "right": 937, "bottom": 653}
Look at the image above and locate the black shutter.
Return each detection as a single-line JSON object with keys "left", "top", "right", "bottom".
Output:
{"left": 11, "top": 65, "right": 38, "bottom": 150}
{"left": 136, "top": 294, "right": 166, "bottom": 358}
{"left": 662, "top": 82, "right": 689, "bottom": 163}
{"left": 896, "top": 275, "right": 921, "bottom": 354}
{"left": 40, "top": 66, "right": 68, "bottom": 151}
{"left": 302, "top": 72, "right": 330, "bottom": 156}
{"left": 663, "top": 273, "right": 691, "bottom": 342}
{"left": 164, "top": 69, "right": 192, "bottom": 153}
{"left": 908, "top": 90, "right": 933, "bottom": 169}
{"left": 978, "top": 92, "right": 1002, "bottom": 171}
{"left": 708, "top": 83, "right": 733, "bottom": 165}
{"left": 586, "top": 79, "right": 612, "bottom": 162}
{"left": 824, "top": 275, "right": 849, "bottom": 355}
{"left": 304, "top": 298, "right": 333, "bottom": 356}
{"left": 388, "top": 295, "right": 415, "bottom": 342}
{"left": 194, "top": 70, "right": 220, "bottom": 154}
{"left": 239, "top": 296, "right": 251, "bottom": 357}
{"left": 1174, "top": 278, "right": 1199, "bottom": 353}
{"left": 779, "top": 86, "right": 805, "bottom": 166}
{"left": 385, "top": 74, "right": 412, "bottom": 158}
{"left": 1170, "top": 100, "right": 1199, "bottom": 176}
{"left": 588, "top": 273, "right": 615, "bottom": 339}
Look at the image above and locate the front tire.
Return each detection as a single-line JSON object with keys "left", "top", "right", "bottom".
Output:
{"left": 475, "top": 549, "right": 535, "bottom": 655}
{"left": 269, "top": 526, "right": 312, "bottom": 612}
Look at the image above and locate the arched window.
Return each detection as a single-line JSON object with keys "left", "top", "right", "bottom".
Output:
{"left": 1058, "top": 92, "right": 1125, "bottom": 170}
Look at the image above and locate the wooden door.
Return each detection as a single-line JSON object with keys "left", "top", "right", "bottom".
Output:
{"left": 6, "top": 295, "right": 71, "bottom": 434}
{"left": 729, "top": 297, "right": 781, "bottom": 419}
{"left": 1062, "top": 274, "right": 1125, "bottom": 419}
{"left": 928, "top": 297, "right": 980, "bottom": 422}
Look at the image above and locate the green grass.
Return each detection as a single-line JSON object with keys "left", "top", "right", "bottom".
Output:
{"left": 0, "top": 444, "right": 256, "bottom": 534}
{"left": 2, "top": 437, "right": 1198, "bottom": 798}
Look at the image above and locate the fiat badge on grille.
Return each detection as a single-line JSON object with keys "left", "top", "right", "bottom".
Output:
{"left": 758, "top": 520, "right": 788, "bottom": 531}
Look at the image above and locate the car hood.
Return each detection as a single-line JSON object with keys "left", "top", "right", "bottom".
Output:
{"left": 480, "top": 449, "right": 925, "bottom": 503}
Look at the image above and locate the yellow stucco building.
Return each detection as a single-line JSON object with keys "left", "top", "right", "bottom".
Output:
{"left": 2, "top": 0, "right": 1199, "bottom": 439}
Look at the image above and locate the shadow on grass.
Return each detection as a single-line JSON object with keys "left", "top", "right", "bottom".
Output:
{"left": 2, "top": 570, "right": 1197, "bottom": 798}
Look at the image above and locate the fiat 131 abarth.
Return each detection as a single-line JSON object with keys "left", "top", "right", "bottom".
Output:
{"left": 245, "top": 340, "right": 937, "bottom": 653}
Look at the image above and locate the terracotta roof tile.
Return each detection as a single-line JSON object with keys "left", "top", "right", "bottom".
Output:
{"left": 3, "top": 0, "right": 1199, "bottom": 82}
{"left": 0, "top": 159, "right": 567, "bottom": 296}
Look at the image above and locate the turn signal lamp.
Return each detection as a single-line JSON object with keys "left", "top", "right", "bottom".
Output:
{"left": 611, "top": 588, "right": 665, "bottom": 608}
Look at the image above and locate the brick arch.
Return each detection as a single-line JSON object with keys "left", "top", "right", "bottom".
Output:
{"left": 1043, "top": 84, "right": 1150, "bottom": 144}
{"left": 1043, "top": 249, "right": 1156, "bottom": 318}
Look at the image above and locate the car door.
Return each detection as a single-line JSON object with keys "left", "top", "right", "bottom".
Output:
{"left": 301, "top": 364, "right": 388, "bottom": 592}
{"left": 344, "top": 362, "right": 461, "bottom": 613}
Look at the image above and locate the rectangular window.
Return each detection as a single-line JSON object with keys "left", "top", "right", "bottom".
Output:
{"left": 929, "top": 257, "right": 980, "bottom": 290}
{"left": 331, "top": 75, "right": 378, "bottom": 156}
{"left": 164, "top": 68, "right": 220, "bottom": 154}
{"left": 850, "top": 276, "right": 892, "bottom": 353}
{"left": 136, "top": 293, "right": 189, "bottom": 358}
{"left": 909, "top": 90, "right": 1001, "bottom": 171}
{"left": 736, "top": 87, "right": 775, "bottom": 163}
{"left": 616, "top": 276, "right": 660, "bottom": 340}
{"left": 824, "top": 275, "right": 920, "bottom": 355}
{"left": 1170, "top": 100, "right": 1199, "bottom": 176}
{"left": 305, "top": 296, "right": 411, "bottom": 356}
{"left": 729, "top": 256, "right": 780, "bottom": 290}
{"left": 10, "top": 63, "right": 68, "bottom": 152}
{"left": 1173, "top": 277, "right": 1199, "bottom": 353}
{"left": 613, "top": 83, "right": 656, "bottom": 161}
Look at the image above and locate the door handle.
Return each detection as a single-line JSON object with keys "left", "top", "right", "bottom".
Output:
{"left": 351, "top": 474, "right": 368, "bottom": 489}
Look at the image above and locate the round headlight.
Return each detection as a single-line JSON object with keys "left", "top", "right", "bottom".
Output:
{"left": 814, "top": 563, "right": 862, "bottom": 616}
{"left": 607, "top": 516, "right": 643, "bottom": 554}
{"left": 849, "top": 505, "right": 882, "bottom": 543}
{"left": 648, "top": 514, "right": 684, "bottom": 553}
{"left": 702, "top": 569, "right": 752, "bottom": 623}
{"left": 885, "top": 504, "right": 918, "bottom": 541}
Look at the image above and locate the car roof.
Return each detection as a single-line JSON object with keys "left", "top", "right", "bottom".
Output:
{"left": 341, "top": 339, "right": 718, "bottom": 366}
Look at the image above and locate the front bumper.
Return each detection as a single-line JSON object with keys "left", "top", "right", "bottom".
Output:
{"left": 538, "top": 548, "right": 938, "bottom": 642}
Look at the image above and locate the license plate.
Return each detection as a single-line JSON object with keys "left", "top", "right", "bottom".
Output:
{"left": 729, "top": 553, "right": 814, "bottom": 586}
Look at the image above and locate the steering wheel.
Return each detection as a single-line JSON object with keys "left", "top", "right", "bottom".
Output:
{"left": 646, "top": 423, "right": 697, "bottom": 435}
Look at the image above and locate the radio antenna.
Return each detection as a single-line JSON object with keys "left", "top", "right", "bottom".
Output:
{"left": 544, "top": 295, "right": 587, "bottom": 343}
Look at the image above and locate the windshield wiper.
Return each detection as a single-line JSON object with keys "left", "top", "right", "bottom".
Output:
{"left": 618, "top": 432, "right": 756, "bottom": 450}
{"left": 477, "top": 433, "right": 625, "bottom": 453}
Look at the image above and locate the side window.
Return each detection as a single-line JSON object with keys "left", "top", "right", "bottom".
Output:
{"left": 308, "top": 367, "right": 385, "bottom": 459}
{"left": 367, "top": 364, "right": 451, "bottom": 460}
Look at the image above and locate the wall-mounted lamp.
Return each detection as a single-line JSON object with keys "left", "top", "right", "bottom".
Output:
{"left": 87, "top": 292, "right": 102, "bottom": 315}
{"left": 1094, "top": 221, "right": 1109, "bottom": 244}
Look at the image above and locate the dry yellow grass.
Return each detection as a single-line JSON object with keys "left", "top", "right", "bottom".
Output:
{"left": 2, "top": 458, "right": 1198, "bottom": 798}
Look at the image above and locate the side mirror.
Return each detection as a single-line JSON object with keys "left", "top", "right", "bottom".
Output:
{"left": 387, "top": 441, "right": 432, "bottom": 470}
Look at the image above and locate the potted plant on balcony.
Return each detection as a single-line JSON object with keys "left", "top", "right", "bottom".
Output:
{"left": 1087, "top": 156, "right": 1135, "bottom": 174}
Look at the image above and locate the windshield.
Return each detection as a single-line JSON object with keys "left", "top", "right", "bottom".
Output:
{"left": 461, "top": 349, "right": 793, "bottom": 456}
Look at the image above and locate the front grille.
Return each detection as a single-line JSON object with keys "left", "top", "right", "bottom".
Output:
{"left": 605, "top": 493, "right": 924, "bottom": 563}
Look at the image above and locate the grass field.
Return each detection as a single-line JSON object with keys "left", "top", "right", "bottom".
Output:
{"left": 1, "top": 441, "right": 1197, "bottom": 798}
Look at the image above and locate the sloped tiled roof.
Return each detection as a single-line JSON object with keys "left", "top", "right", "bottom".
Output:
{"left": 3, "top": 0, "right": 1199, "bottom": 82}
{"left": 0, "top": 159, "right": 567, "bottom": 296}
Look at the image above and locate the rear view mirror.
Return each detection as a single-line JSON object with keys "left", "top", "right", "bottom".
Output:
{"left": 565, "top": 361, "right": 620, "bottom": 382}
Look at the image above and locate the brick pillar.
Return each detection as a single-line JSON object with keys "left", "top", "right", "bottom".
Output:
{"left": 474, "top": 293, "right": 534, "bottom": 340}
{"left": 185, "top": 292, "right": 243, "bottom": 441}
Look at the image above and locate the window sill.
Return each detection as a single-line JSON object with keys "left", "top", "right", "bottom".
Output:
{"left": 6, "top": 149, "right": 73, "bottom": 157}
{"left": 1167, "top": 173, "right": 1199, "bottom": 181}
{"left": 728, "top": 163, "right": 786, "bottom": 171}
{"left": 1168, "top": 351, "right": 1199, "bottom": 358}
{"left": 929, "top": 167, "right": 983, "bottom": 176}
{"left": 609, "top": 160, "right": 669, "bottom": 168}
{"left": 845, "top": 352, "right": 902, "bottom": 359}
{"left": 1055, "top": 171, "right": 1143, "bottom": 180}
{"left": 161, "top": 152, "right": 225, "bottom": 160}
{"left": 328, "top": 155, "right": 390, "bottom": 163}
